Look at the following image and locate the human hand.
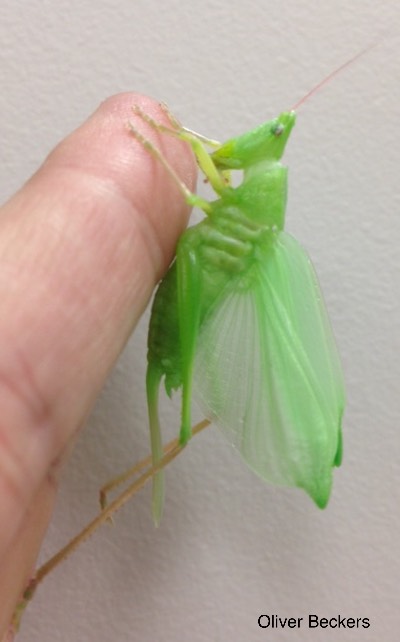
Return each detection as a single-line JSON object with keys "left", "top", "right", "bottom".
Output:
{"left": 0, "top": 94, "right": 195, "bottom": 638}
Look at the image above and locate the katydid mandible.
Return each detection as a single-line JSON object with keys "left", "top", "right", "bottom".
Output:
{"left": 131, "top": 73, "right": 349, "bottom": 525}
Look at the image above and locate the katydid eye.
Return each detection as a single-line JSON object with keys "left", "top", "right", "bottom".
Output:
{"left": 272, "top": 123, "right": 284, "bottom": 136}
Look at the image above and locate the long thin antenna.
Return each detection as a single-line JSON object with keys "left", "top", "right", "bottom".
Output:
{"left": 291, "top": 43, "right": 377, "bottom": 111}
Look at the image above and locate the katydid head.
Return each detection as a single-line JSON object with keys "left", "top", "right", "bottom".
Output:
{"left": 211, "top": 111, "right": 296, "bottom": 170}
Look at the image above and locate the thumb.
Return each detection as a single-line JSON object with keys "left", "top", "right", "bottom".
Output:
{"left": 0, "top": 93, "right": 196, "bottom": 636}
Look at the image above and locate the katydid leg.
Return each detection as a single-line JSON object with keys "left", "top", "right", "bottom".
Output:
{"left": 176, "top": 235, "right": 203, "bottom": 445}
{"left": 146, "top": 363, "right": 164, "bottom": 525}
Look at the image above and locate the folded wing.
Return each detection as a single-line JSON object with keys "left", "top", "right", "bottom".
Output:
{"left": 193, "top": 231, "right": 345, "bottom": 508}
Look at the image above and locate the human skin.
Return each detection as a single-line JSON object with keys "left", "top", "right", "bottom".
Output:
{"left": 0, "top": 93, "right": 196, "bottom": 638}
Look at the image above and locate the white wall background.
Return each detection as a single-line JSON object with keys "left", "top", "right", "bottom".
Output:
{"left": 1, "top": 1, "right": 400, "bottom": 641}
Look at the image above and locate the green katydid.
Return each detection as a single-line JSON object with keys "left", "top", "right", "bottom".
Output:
{"left": 128, "top": 55, "right": 372, "bottom": 524}
{"left": 133, "top": 106, "right": 344, "bottom": 525}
